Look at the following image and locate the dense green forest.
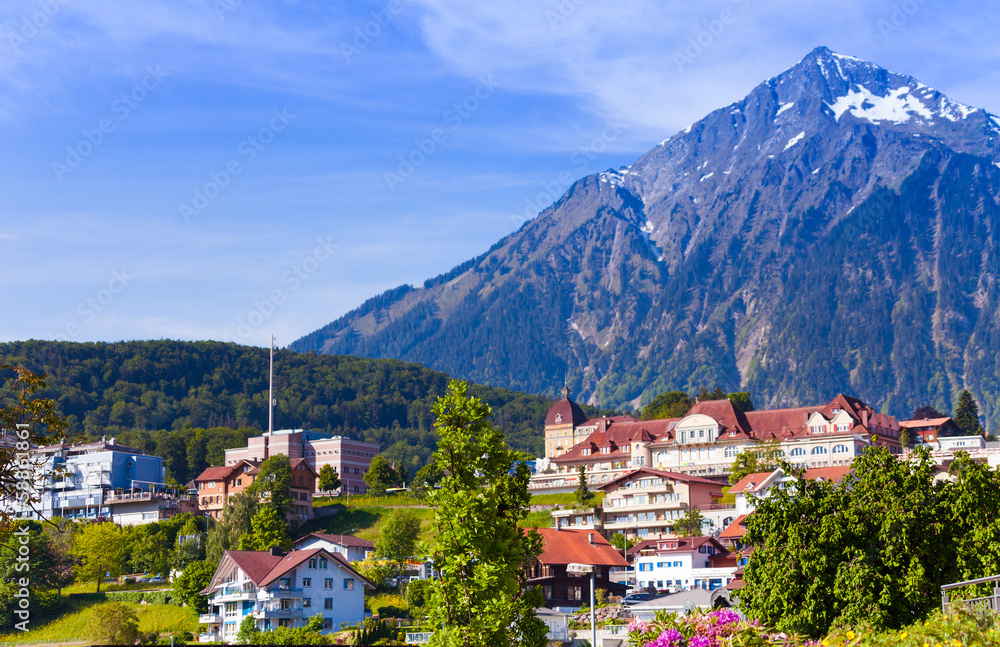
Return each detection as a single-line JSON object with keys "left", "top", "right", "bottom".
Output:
{"left": 0, "top": 340, "right": 605, "bottom": 484}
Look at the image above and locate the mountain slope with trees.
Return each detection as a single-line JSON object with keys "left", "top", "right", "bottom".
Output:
{"left": 293, "top": 47, "right": 1000, "bottom": 431}
{"left": 0, "top": 340, "right": 602, "bottom": 482}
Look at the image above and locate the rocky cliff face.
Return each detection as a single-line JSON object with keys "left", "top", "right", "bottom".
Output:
{"left": 293, "top": 47, "right": 1000, "bottom": 428}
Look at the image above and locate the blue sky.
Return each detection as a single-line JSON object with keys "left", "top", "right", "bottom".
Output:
{"left": 1, "top": 0, "right": 997, "bottom": 348}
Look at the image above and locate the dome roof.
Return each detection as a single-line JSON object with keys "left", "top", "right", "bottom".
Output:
{"left": 545, "top": 388, "right": 588, "bottom": 427}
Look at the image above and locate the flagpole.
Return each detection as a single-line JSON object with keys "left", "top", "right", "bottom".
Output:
{"left": 268, "top": 334, "right": 274, "bottom": 434}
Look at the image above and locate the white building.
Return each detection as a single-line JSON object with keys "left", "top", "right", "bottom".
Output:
{"left": 292, "top": 533, "right": 375, "bottom": 562}
{"left": 199, "top": 547, "right": 374, "bottom": 643}
{"left": 728, "top": 466, "right": 853, "bottom": 517}
{"left": 632, "top": 536, "right": 734, "bottom": 593}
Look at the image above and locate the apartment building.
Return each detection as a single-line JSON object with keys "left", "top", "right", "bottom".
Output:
{"left": 632, "top": 536, "right": 734, "bottom": 593}
{"left": 224, "top": 429, "right": 379, "bottom": 495}
{"left": 598, "top": 468, "right": 725, "bottom": 541}
{"left": 199, "top": 547, "right": 374, "bottom": 643}
{"left": 5, "top": 436, "right": 194, "bottom": 525}
{"left": 194, "top": 457, "right": 316, "bottom": 522}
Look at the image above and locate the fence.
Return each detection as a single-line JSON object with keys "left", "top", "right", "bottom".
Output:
{"left": 941, "top": 574, "right": 1000, "bottom": 615}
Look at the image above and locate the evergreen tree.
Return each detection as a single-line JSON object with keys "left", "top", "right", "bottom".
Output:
{"left": 953, "top": 389, "right": 984, "bottom": 435}
{"left": 573, "top": 465, "right": 596, "bottom": 508}
{"left": 423, "top": 381, "right": 547, "bottom": 647}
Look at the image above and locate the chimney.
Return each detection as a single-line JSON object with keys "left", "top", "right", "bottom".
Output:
{"left": 588, "top": 532, "right": 595, "bottom": 544}
{"left": 269, "top": 547, "right": 285, "bottom": 557}
{"left": 862, "top": 409, "right": 869, "bottom": 428}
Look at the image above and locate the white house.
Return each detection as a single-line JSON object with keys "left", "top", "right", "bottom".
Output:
{"left": 292, "top": 533, "right": 375, "bottom": 562}
{"left": 632, "top": 536, "right": 733, "bottom": 593}
{"left": 728, "top": 466, "right": 852, "bottom": 517}
{"left": 199, "top": 547, "right": 374, "bottom": 643}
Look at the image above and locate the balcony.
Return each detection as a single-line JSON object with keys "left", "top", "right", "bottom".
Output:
{"left": 263, "top": 587, "right": 304, "bottom": 599}
{"left": 198, "top": 633, "right": 221, "bottom": 643}
{"left": 253, "top": 602, "right": 306, "bottom": 618}
{"left": 214, "top": 586, "right": 255, "bottom": 601}
{"left": 198, "top": 613, "right": 222, "bottom": 624}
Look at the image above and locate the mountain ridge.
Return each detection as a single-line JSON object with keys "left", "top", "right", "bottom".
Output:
{"left": 293, "top": 47, "right": 1000, "bottom": 430}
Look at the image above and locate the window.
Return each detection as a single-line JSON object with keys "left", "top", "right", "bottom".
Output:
{"left": 303, "top": 598, "right": 311, "bottom": 608}
{"left": 309, "top": 559, "right": 317, "bottom": 569}
{"left": 582, "top": 448, "right": 591, "bottom": 456}
{"left": 724, "top": 446, "right": 739, "bottom": 458}
{"left": 569, "top": 586, "right": 582, "bottom": 601}
{"left": 324, "top": 598, "right": 333, "bottom": 610}
{"left": 810, "top": 425, "right": 823, "bottom": 433}
{"left": 323, "top": 619, "right": 333, "bottom": 630}
{"left": 832, "top": 444, "right": 848, "bottom": 454}
{"left": 324, "top": 578, "right": 333, "bottom": 589}
{"left": 224, "top": 603, "right": 238, "bottom": 618}
{"left": 790, "top": 448, "right": 806, "bottom": 457}
{"left": 601, "top": 446, "right": 611, "bottom": 454}
{"left": 837, "top": 424, "right": 849, "bottom": 432}
{"left": 302, "top": 578, "right": 311, "bottom": 588}
{"left": 811, "top": 446, "right": 828, "bottom": 455}
{"left": 344, "top": 578, "right": 355, "bottom": 590}
{"left": 319, "top": 559, "right": 328, "bottom": 569}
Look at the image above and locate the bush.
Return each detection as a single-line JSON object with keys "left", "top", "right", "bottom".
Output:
{"left": 376, "top": 604, "right": 408, "bottom": 619}
{"left": 106, "top": 590, "right": 175, "bottom": 605}
{"left": 85, "top": 601, "right": 140, "bottom": 645}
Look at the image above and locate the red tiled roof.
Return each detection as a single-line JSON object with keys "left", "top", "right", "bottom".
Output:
{"left": 553, "top": 419, "right": 677, "bottom": 463}
{"left": 626, "top": 539, "right": 659, "bottom": 558}
{"left": 899, "top": 417, "right": 952, "bottom": 429}
{"left": 719, "top": 514, "right": 750, "bottom": 540}
{"left": 195, "top": 464, "right": 241, "bottom": 482}
{"left": 536, "top": 528, "right": 629, "bottom": 567}
{"left": 598, "top": 468, "right": 724, "bottom": 491}
{"left": 686, "top": 399, "right": 753, "bottom": 436}
{"left": 224, "top": 550, "right": 284, "bottom": 583}
{"left": 645, "top": 536, "right": 727, "bottom": 555}
{"left": 728, "top": 472, "right": 774, "bottom": 495}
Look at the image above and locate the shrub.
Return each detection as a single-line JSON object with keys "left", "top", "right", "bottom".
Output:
{"left": 85, "top": 601, "right": 140, "bottom": 645}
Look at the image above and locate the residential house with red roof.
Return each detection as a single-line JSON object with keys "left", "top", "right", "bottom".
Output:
{"left": 597, "top": 468, "right": 725, "bottom": 541}
{"left": 198, "top": 547, "right": 374, "bottom": 643}
{"left": 632, "top": 536, "right": 734, "bottom": 593}
{"left": 194, "top": 457, "right": 317, "bottom": 522}
{"left": 529, "top": 528, "right": 630, "bottom": 608}
{"left": 899, "top": 417, "right": 961, "bottom": 444}
{"left": 728, "top": 466, "right": 852, "bottom": 517}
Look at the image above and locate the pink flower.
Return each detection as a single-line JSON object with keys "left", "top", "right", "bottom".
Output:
{"left": 645, "top": 627, "right": 685, "bottom": 647}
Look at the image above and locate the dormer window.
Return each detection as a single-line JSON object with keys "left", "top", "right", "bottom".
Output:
{"left": 555, "top": 413, "right": 563, "bottom": 423}
{"left": 832, "top": 408, "right": 840, "bottom": 414}
{"left": 582, "top": 448, "right": 591, "bottom": 456}
{"left": 601, "top": 446, "right": 611, "bottom": 454}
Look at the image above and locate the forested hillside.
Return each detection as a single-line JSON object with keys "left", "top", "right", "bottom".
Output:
{"left": 0, "top": 340, "right": 598, "bottom": 483}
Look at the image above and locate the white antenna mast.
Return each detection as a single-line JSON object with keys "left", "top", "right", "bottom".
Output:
{"left": 268, "top": 334, "right": 275, "bottom": 434}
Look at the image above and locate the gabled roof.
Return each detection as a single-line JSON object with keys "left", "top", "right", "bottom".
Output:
{"left": 217, "top": 548, "right": 375, "bottom": 591}
{"left": 597, "top": 468, "right": 724, "bottom": 491}
{"left": 195, "top": 459, "right": 259, "bottom": 483}
{"left": 686, "top": 399, "right": 753, "bottom": 436}
{"left": 294, "top": 532, "right": 375, "bottom": 549}
{"left": 536, "top": 528, "right": 629, "bottom": 567}
{"left": 640, "top": 536, "right": 728, "bottom": 556}
{"left": 719, "top": 514, "right": 750, "bottom": 540}
{"left": 626, "top": 539, "right": 659, "bottom": 558}
{"left": 553, "top": 419, "right": 677, "bottom": 463}
{"left": 290, "top": 458, "right": 317, "bottom": 475}
{"left": 727, "top": 472, "right": 775, "bottom": 496}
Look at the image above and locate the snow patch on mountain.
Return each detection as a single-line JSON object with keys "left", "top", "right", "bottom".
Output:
{"left": 784, "top": 132, "right": 805, "bottom": 151}
{"left": 775, "top": 102, "right": 795, "bottom": 118}
{"left": 827, "top": 85, "right": 933, "bottom": 125}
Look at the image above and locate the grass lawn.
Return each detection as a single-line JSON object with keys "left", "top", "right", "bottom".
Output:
{"left": 0, "top": 599, "right": 197, "bottom": 645}
{"left": 298, "top": 502, "right": 437, "bottom": 545}
{"left": 60, "top": 579, "right": 168, "bottom": 596}
{"left": 315, "top": 493, "right": 429, "bottom": 508}
{"left": 530, "top": 492, "right": 605, "bottom": 506}
{"left": 521, "top": 510, "right": 552, "bottom": 528}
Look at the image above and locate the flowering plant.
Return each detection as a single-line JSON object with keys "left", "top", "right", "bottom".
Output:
{"left": 626, "top": 608, "right": 794, "bottom": 647}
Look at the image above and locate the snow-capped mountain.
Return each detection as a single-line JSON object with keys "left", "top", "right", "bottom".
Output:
{"left": 293, "top": 47, "right": 1000, "bottom": 428}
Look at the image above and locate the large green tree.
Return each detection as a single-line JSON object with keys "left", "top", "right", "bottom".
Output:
{"left": 247, "top": 454, "right": 293, "bottom": 521}
{"left": 173, "top": 559, "right": 217, "bottom": 614}
{"left": 363, "top": 455, "right": 396, "bottom": 500}
{"left": 239, "top": 506, "right": 290, "bottom": 551}
{"left": 642, "top": 391, "right": 693, "bottom": 420}
{"left": 423, "top": 381, "right": 547, "bottom": 647}
{"left": 953, "top": 389, "right": 984, "bottom": 436}
{"left": 73, "top": 522, "right": 130, "bottom": 593}
{"left": 375, "top": 509, "right": 421, "bottom": 586}
{"left": 673, "top": 509, "right": 705, "bottom": 537}
{"left": 739, "top": 446, "right": 957, "bottom": 636}
{"left": 206, "top": 491, "right": 260, "bottom": 563}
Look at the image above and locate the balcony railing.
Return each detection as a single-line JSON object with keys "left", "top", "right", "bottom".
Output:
{"left": 941, "top": 574, "right": 1000, "bottom": 615}
{"left": 198, "top": 613, "right": 222, "bottom": 624}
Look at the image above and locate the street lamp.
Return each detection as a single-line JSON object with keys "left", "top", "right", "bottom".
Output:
{"left": 341, "top": 528, "right": 356, "bottom": 559}
{"left": 567, "top": 563, "right": 596, "bottom": 647}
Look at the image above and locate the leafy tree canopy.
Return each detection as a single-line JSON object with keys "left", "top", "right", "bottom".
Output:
{"left": 728, "top": 440, "right": 792, "bottom": 484}
{"left": 364, "top": 455, "right": 396, "bottom": 500}
{"left": 247, "top": 453, "right": 293, "bottom": 521}
{"left": 423, "top": 381, "right": 548, "bottom": 647}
